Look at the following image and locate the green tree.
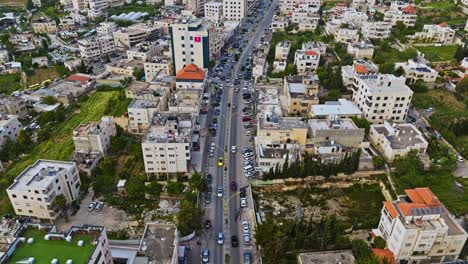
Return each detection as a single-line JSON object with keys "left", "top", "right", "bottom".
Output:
{"left": 351, "top": 117, "right": 372, "bottom": 135}
{"left": 379, "top": 62, "right": 396, "bottom": 74}
{"left": 374, "top": 236, "right": 386, "bottom": 249}
{"left": 395, "top": 66, "right": 405, "bottom": 77}
{"left": 372, "top": 156, "right": 386, "bottom": 169}
{"left": 42, "top": 95, "right": 58, "bottom": 105}
{"left": 176, "top": 198, "right": 203, "bottom": 236}
{"left": 132, "top": 67, "right": 144, "bottom": 80}
{"left": 17, "top": 130, "right": 32, "bottom": 146}
{"left": 455, "top": 77, "right": 468, "bottom": 98}
{"left": 410, "top": 80, "right": 428, "bottom": 93}
{"left": 351, "top": 239, "right": 371, "bottom": 260}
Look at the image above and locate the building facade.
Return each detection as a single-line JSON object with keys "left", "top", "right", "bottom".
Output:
{"left": 73, "top": 116, "right": 116, "bottom": 156}
{"left": 0, "top": 114, "right": 22, "bottom": 148}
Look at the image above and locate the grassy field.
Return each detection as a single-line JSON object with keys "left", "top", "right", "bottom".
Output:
{"left": 416, "top": 45, "right": 457, "bottom": 62}
{"left": 26, "top": 68, "right": 59, "bottom": 87}
{"left": 0, "top": 90, "right": 122, "bottom": 214}
{"left": 373, "top": 47, "right": 417, "bottom": 65}
{"left": 416, "top": 1, "right": 466, "bottom": 28}
{"left": 8, "top": 229, "right": 95, "bottom": 264}
{"left": 0, "top": 73, "right": 22, "bottom": 95}
{"left": 419, "top": 0, "right": 456, "bottom": 9}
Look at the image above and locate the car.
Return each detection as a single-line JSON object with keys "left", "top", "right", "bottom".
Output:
{"left": 213, "top": 118, "right": 218, "bottom": 124}
{"left": 235, "top": 88, "right": 240, "bottom": 92}
{"left": 241, "top": 197, "right": 247, "bottom": 207}
{"left": 245, "top": 171, "right": 255, "bottom": 177}
{"left": 95, "top": 201, "right": 104, "bottom": 212}
{"left": 88, "top": 202, "right": 96, "bottom": 211}
{"left": 244, "top": 251, "right": 252, "bottom": 264}
{"left": 232, "top": 104, "right": 236, "bottom": 109}
{"left": 217, "top": 186, "right": 224, "bottom": 197}
{"left": 204, "top": 193, "right": 211, "bottom": 204}
{"left": 231, "top": 235, "right": 239, "bottom": 247}
{"left": 231, "top": 146, "right": 237, "bottom": 153}
{"left": 217, "top": 232, "right": 225, "bottom": 245}
{"left": 243, "top": 234, "right": 251, "bottom": 245}
{"left": 206, "top": 174, "right": 212, "bottom": 184}
{"left": 204, "top": 220, "right": 211, "bottom": 229}
{"left": 426, "top": 107, "right": 435, "bottom": 112}
{"left": 240, "top": 188, "right": 247, "bottom": 198}
{"left": 242, "top": 116, "right": 252, "bottom": 122}
{"left": 217, "top": 158, "right": 224, "bottom": 167}
{"left": 457, "top": 155, "right": 465, "bottom": 163}
{"left": 242, "top": 221, "right": 250, "bottom": 233}
{"left": 202, "top": 248, "right": 209, "bottom": 263}
{"left": 244, "top": 123, "right": 253, "bottom": 129}
{"left": 243, "top": 152, "right": 253, "bottom": 157}
{"left": 231, "top": 181, "right": 237, "bottom": 191}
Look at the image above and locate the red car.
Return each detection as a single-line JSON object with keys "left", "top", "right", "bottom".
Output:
{"left": 230, "top": 181, "right": 237, "bottom": 191}
{"left": 242, "top": 116, "right": 251, "bottom": 122}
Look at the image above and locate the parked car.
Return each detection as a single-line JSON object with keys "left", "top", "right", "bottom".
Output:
{"left": 244, "top": 251, "right": 252, "bottom": 264}
{"left": 204, "top": 220, "right": 211, "bottom": 229}
{"left": 204, "top": 193, "right": 211, "bottom": 204}
{"left": 202, "top": 248, "right": 209, "bottom": 263}
{"left": 457, "top": 155, "right": 465, "bottom": 163}
{"left": 206, "top": 174, "right": 213, "bottom": 184}
{"left": 241, "top": 197, "right": 247, "bottom": 208}
{"left": 242, "top": 221, "right": 250, "bottom": 233}
{"left": 242, "top": 116, "right": 252, "bottom": 122}
{"left": 95, "top": 202, "right": 104, "bottom": 212}
{"left": 243, "top": 234, "right": 251, "bottom": 245}
{"left": 88, "top": 202, "right": 96, "bottom": 211}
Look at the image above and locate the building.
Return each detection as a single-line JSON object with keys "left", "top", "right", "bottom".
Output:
{"left": 97, "top": 21, "right": 117, "bottom": 36}
{"left": 144, "top": 58, "right": 174, "bottom": 81}
{"left": 308, "top": 116, "right": 365, "bottom": 150}
{"left": 342, "top": 60, "right": 379, "bottom": 89}
{"left": 186, "top": 0, "right": 206, "bottom": 16}
{"left": 283, "top": 75, "right": 319, "bottom": 115}
{"left": 278, "top": 0, "right": 321, "bottom": 14}
{"left": 0, "top": 114, "right": 22, "bottom": 148}
{"left": 0, "top": 222, "right": 112, "bottom": 264}
{"left": 0, "top": 96, "right": 28, "bottom": 117}
{"left": 169, "top": 17, "right": 209, "bottom": 73}
{"left": 142, "top": 113, "right": 193, "bottom": 177}
{"left": 352, "top": 74, "right": 413, "bottom": 124}
{"left": 298, "top": 250, "right": 355, "bottom": 264}
{"left": 362, "top": 22, "right": 392, "bottom": 40}
{"left": 32, "top": 19, "right": 57, "bottom": 34}
{"left": 168, "top": 89, "right": 201, "bottom": 113}
{"left": 138, "top": 223, "right": 179, "bottom": 264}
{"left": 252, "top": 42, "right": 270, "bottom": 80}
{"left": 0, "top": 49, "right": 9, "bottom": 64}
{"left": 335, "top": 28, "right": 359, "bottom": 44}
{"left": 270, "top": 15, "right": 288, "bottom": 31}
{"left": 208, "top": 21, "right": 238, "bottom": 59}
{"left": 127, "top": 90, "right": 170, "bottom": 134}
{"left": 294, "top": 48, "right": 320, "bottom": 74}
{"left": 413, "top": 23, "right": 455, "bottom": 44}
{"left": 369, "top": 121, "right": 428, "bottom": 161}
{"left": 341, "top": 8, "right": 369, "bottom": 27}
{"left": 275, "top": 41, "right": 290, "bottom": 61}
{"left": 58, "top": 16, "right": 76, "bottom": 31}
{"left": 384, "top": 4, "right": 417, "bottom": 27}
{"left": 88, "top": 0, "right": 109, "bottom": 18}
{"left": 7, "top": 160, "right": 81, "bottom": 220}
{"left": 347, "top": 41, "right": 375, "bottom": 59}
{"left": 175, "top": 63, "right": 207, "bottom": 90}
{"left": 205, "top": 2, "right": 223, "bottom": 23}
{"left": 127, "top": 41, "right": 158, "bottom": 62}
{"left": 297, "top": 16, "right": 319, "bottom": 31}
{"left": 73, "top": 116, "right": 116, "bottom": 156}
{"left": 256, "top": 115, "right": 308, "bottom": 146}
{"left": 311, "top": 99, "right": 363, "bottom": 118}
{"left": 223, "top": 0, "right": 247, "bottom": 21}
{"left": 372, "top": 187, "right": 467, "bottom": 263}
{"left": 32, "top": 56, "right": 48, "bottom": 67}
{"left": 78, "top": 35, "right": 116, "bottom": 61}
{"left": 351, "top": 0, "right": 375, "bottom": 11}
{"left": 72, "top": 0, "right": 87, "bottom": 11}
{"left": 256, "top": 142, "right": 301, "bottom": 172}
{"left": 105, "top": 59, "right": 144, "bottom": 77}
{"left": 113, "top": 29, "right": 148, "bottom": 50}
{"left": 395, "top": 59, "right": 438, "bottom": 84}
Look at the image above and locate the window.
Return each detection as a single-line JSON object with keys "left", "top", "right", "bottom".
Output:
{"left": 28, "top": 210, "right": 33, "bottom": 213}
{"left": 34, "top": 190, "right": 39, "bottom": 194}
{"left": 146, "top": 155, "right": 152, "bottom": 158}
{"left": 23, "top": 195, "right": 28, "bottom": 199}
{"left": 37, "top": 198, "right": 42, "bottom": 201}
{"left": 12, "top": 194, "right": 16, "bottom": 198}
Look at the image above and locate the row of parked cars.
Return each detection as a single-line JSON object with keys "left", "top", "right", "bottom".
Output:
{"left": 87, "top": 201, "right": 104, "bottom": 212}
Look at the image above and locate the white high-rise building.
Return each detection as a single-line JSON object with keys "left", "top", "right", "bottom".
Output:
{"left": 78, "top": 35, "right": 116, "bottom": 60}
{"left": 361, "top": 22, "right": 392, "bottom": 40}
{"left": 223, "top": 0, "right": 247, "bottom": 21}
{"left": 352, "top": 74, "right": 413, "bottom": 124}
{"left": 373, "top": 187, "right": 467, "bottom": 264}
{"left": 96, "top": 22, "right": 117, "bottom": 36}
{"left": 7, "top": 160, "right": 81, "bottom": 220}
{"left": 205, "top": 2, "right": 223, "bottom": 23}
{"left": 170, "top": 17, "right": 210, "bottom": 73}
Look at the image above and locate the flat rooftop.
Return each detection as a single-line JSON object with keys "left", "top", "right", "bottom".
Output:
{"left": 309, "top": 118, "right": 359, "bottom": 131}
{"left": 0, "top": 114, "right": 17, "bottom": 126}
{"left": 372, "top": 123, "right": 426, "bottom": 150}
{"left": 7, "top": 228, "right": 96, "bottom": 264}
{"left": 129, "top": 98, "right": 161, "bottom": 109}
{"left": 140, "top": 223, "right": 176, "bottom": 264}
{"left": 311, "top": 99, "right": 362, "bottom": 116}
{"left": 298, "top": 250, "right": 355, "bottom": 264}
{"left": 259, "top": 116, "right": 308, "bottom": 131}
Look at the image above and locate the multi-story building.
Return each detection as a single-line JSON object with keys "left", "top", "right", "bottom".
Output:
{"left": 128, "top": 92, "right": 169, "bottom": 134}
{"left": 142, "top": 113, "right": 193, "bottom": 177}
{"left": 58, "top": 17, "right": 76, "bottom": 31}
{"left": 341, "top": 8, "right": 369, "bottom": 27}
{"left": 0, "top": 96, "right": 28, "bottom": 117}
{"left": 32, "top": 19, "right": 57, "bottom": 34}
{"left": 208, "top": 21, "right": 237, "bottom": 59}
{"left": 384, "top": 4, "right": 417, "bottom": 27}
{"left": 373, "top": 187, "right": 467, "bottom": 263}
{"left": 256, "top": 115, "right": 309, "bottom": 146}
{"left": 105, "top": 59, "right": 144, "bottom": 77}
{"left": 168, "top": 89, "right": 201, "bottom": 113}
{"left": 256, "top": 142, "right": 301, "bottom": 172}
{"left": 0, "top": 114, "right": 22, "bottom": 148}
{"left": 395, "top": 59, "right": 438, "bottom": 84}
{"left": 369, "top": 121, "right": 428, "bottom": 161}
{"left": 352, "top": 74, "right": 413, "bottom": 124}
{"left": 335, "top": 28, "right": 360, "bottom": 44}
{"left": 78, "top": 35, "right": 116, "bottom": 61}
{"left": 270, "top": 15, "right": 288, "bottom": 31}
{"left": 413, "top": 23, "right": 455, "bottom": 44}
{"left": 73, "top": 116, "right": 116, "bottom": 156}
{"left": 127, "top": 41, "right": 158, "bottom": 62}
{"left": 223, "top": 0, "right": 247, "bottom": 21}
{"left": 175, "top": 63, "right": 207, "bottom": 90}
{"left": 7, "top": 160, "right": 81, "bottom": 220}
{"left": 205, "top": 2, "right": 223, "bottom": 23}
{"left": 96, "top": 22, "right": 117, "bottom": 36}
{"left": 351, "top": 0, "right": 375, "bottom": 11}
{"left": 88, "top": 0, "right": 109, "bottom": 18}
{"left": 310, "top": 99, "right": 363, "bottom": 118}
{"left": 297, "top": 16, "right": 319, "bottom": 31}
{"left": 279, "top": 0, "right": 321, "bottom": 14}
{"left": 308, "top": 116, "right": 365, "bottom": 150}
{"left": 283, "top": 75, "right": 319, "bottom": 115}
{"left": 186, "top": 0, "right": 206, "bottom": 16}
{"left": 342, "top": 60, "right": 379, "bottom": 89}
{"left": 0, "top": 49, "right": 9, "bottom": 64}
{"left": 113, "top": 29, "right": 148, "bottom": 50}
{"left": 170, "top": 17, "right": 209, "bottom": 73}
{"left": 347, "top": 41, "right": 375, "bottom": 59}
{"left": 294, "top": 43, "right": 322, "bottom": 74}
{"left": 362, "top": 22, "right": 392, "bottom": 39}
{"left": 144, "top": 57, "right": 174, "bottom": 81}
{"left": 275, "top": 41, "right": 290, "bottom": 61}
{"left": 72, "top": 0, "right": 87, "bottom": 11}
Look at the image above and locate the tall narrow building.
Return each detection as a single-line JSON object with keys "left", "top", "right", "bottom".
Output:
{"left": 223, "top": 0, "right": 247, "bottom": 21}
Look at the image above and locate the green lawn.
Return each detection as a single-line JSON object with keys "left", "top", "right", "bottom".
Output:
{"left": 420, "top": 0, "right": 456, "bottom": 9}
{"left": 341, "top": 184, "right": 385, "bottom": 229}
{"left": 416, "top": 45, "right": 457, "bottom": 62}
{"left": 373, "top": 47, "right": 418, "bottom": 64}
{"left": 8, "top": 229, "right": 95, "bottom": 264}
{"left": 0, "top": 73, "right": 22, "bottom": 95}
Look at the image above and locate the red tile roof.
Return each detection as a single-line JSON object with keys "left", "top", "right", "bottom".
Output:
{"left": 305, "top": 50, "right": 318, "bottom": 56}
{"left": 176, "top": 63, "right": 205, "bottom": 81}
{"left": 383, "top": 201, "right": 398, "bottom": 219}
{"left": 67, "top": 74, "right": 90, "bottom": 85}
{"left": 396, "top": 188, "right": 444, "bottom": 216}
{"left": 402, "top": 5, "right": 416, "bottom": 13}
{"left": 372, "top": 248, "right": 396, "bottom": 264}
{"left": 354, "top": 64, "right": 369, "bottom": 74}
{"left": 439, "top": 22, "right": 448, "bottom": 27}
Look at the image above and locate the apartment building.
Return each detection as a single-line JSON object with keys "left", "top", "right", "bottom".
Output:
{"left": 384, "top": 4, "right": 417, "bottom": 27}
{"left": 58, "top": 17, "right": 76, "bottom": 31}
{"left": 373, "top": 187, "right": 467, "bottom": 263}
{"left": 256, "top": 115, "right": 308, "bottom": 146}
{"left": 127, "top": 42, "right": 158, "bottom": 62}
{"left": 175, "top": 63, "right": 206, "bottom": 90}
{"left": 308, "top": 116, "right": 365, "bottom": 150}
{"left": 105, "top": 59, "right": 144, "bottom": 77}
{"left": 170, "top": 17, "right": 209, "bottom": 73}
{"left": 0, "top": 96, "right": 28, "bottom": 117}
{"left": 128, "top": 90, "right": 169, "bottom": 134}
{"left": 144, "top": 58, "right": 174, "bottom": 81}
{"left": 223, "top": 0, "right": 247, "bottom": 21}
{"left": 311, "top": 99, "right": 363, "bottom": 118}
{"left": 352, "top": 74, "right": 413, "bottom": 124}
{"left": 279, "top": 0, "right": 321, "bottom": 14}
{"left": 142, "top": 113, "right": 193, "bottom": 177}
{"left": 294, "top": 43, "right": 323, "bottom": 74}
{"left": 369, "top": 121, "right": 428, "bottom": 161}
{"left": 186, "top": 0, "right": 206, "bottom": 16}
{"left": 341, "top": 8, "right": 369, "bottom": 27}
{"left": 205, "top": 2, "right": 223, "bottom": 23}
{"left": 256, "top": 142, "right": 301, "bottom": 172}
{"left": 270, "top": 15, "right": 288, "bottom": 31}
{"left": 395, "top": 59, "right": 438, "bottom": 84}
{"left": 73, "top": 117, "right": 116, "bottom": 156}
{"left": 351, "top": 0, "right": 376, "bottom": 11}
{"left": 209, "top": 22, "right": 237, "bottom": 59}
{"left": 347, "top": 41, "right": 375, "bottom": 59}
{"left": 78, "top": 35, "right": 116, "bottom": 61}
{"left": 168, "top": 89, "right": 201, "bottom": 113}
{"left": 298, "top": 16, "right": 319, "bottom": 31}
{"left": 113, "top": 29, "right": 148, "bottom": 50}
{"left": 88, "top": 0, "right": 109, "bottom": 18}
{"left": 0, "top": 114, "right": 22, "bottom": 148}
{"left": 342, "top": 60, "right": 379, "bottom": 89}
{"left": 7, "top": 160, "right": 81, "bottom": 220}
{"left": 72, "top": 0, "right": 87, "bottom": 11}
{"left": 362, "top": 22, "right": 392, "bottom": 40}
{"left": 413, "top": 23, "right": 455, "bottom": 44}
{"left": 275, "top": 41, "right": 290, "bottom": 61}
{"left": 335, "top": 28, "right": 359, "bottom": 44}
{"left": 97, "top": 22, "right": 117, "bottom": 36}
{"left": 283, "top": 75, "right": 319, "bottom": 115}
{"left": 32, "top": 20, "right": 57, "bottom": 34}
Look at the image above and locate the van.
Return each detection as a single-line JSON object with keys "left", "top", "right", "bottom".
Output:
{"left": 243, "top": 165, "right": 254, "bottom": 172}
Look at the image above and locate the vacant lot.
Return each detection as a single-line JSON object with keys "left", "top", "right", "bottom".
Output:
{"left": 416, "top": 45, "right": 457, "bottom": 62}
{"left": 417, "top": 1, "right": 466, "bottom": 28}
{"left": 0, "top": 73, "right": 22, "bottom": 95}
{"left": 26, "top": 68, "right": 59, "bottom": 87}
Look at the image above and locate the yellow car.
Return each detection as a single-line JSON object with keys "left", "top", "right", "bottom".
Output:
{"left": 217, "top": 158, "right": 224, "bottom": 167}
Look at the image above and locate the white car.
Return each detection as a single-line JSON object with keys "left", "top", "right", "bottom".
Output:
{"left": 217, "top": 232, "right": 225, "bottom": 245}
{"left": 457, "top": 155, "right": 465, "bottom": 163}
{"left": 241, "top": 197, "right": 247, "bottom": 208}
{"left": 242, "top": 221, "right": 250, "bottom": 234}
{"left": 231, "top": 146, "right": 237, "bottom": 153}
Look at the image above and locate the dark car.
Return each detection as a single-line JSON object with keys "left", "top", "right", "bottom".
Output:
{"left": 231, "top": 235, "right": 239, "bottom": 247}
{"left": 240, "top": 188, "right": 247, "bottom": 198}
{"left": 204, "top": 193, "right": 211, "bottom": 204}
{"left": 243, "top": 251, "right": 251, "bottom": 264}
{"left": 204, "top": 220, "right": 211, "bottom": 229}
{"left": 242, "top": 116, "right": 252, "bottom": 122}
{"left": 230, "top": 181, "right": 237, "bottom": 191}
{"left": 206, "top": 174, "right": 212, "bottom": 184}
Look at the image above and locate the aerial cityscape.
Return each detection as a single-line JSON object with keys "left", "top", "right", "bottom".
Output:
{"left": 0, "top": 0, "right": 467, "bottom": 262}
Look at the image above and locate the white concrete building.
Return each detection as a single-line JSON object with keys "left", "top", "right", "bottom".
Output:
{"left": 223, "top": 0, "right": 247, "bottom": 21}
{"left": 342, "top": 60, "right": 379, "bottom": 89}
{"left": 279, "top": 0, "right": 321, "bottom": 14}
{"left": 352, "top": 74, "right": 413, "bottom": 124}
{"left": 341, "top": 8, "right": 369, "bottom": 27}
{"left": 335, "top": 28, "right": 359, "bottom": 44}
{"left": 351, "top": 0, "right": 375, "bottom": 11}
{"left": 256, "top": 142, "right": 301, "bottom": 172}
{"left": 175, "top": 63, "right": 207, "bottom": 90}
{"left": 127, "top": 42, "right": 158, "bottom": 62}
{"left": 205, "top": 2, "right": 223, "bottom": 23}
{"left": 113, "top": 29, "right": 148, "bottom": 50}
{"left": 88, "top": 0, "right": 109, "bottom": 18}
{"left": 308, "top": 117, "right": 365, "bottom": 149}
{"left": 311, "top": 99, "right": 363, "bottom": 118}
{"left": 384, "top": 4, "right": 417, "bottom": 27}
{"left": 413, "top": 23, "right": 455, "bottom": 44}
{"left": 270, "top": 15, "right": 288, "bottom": 32}
{"left": 96, "top": 22, "right": 117, "bottom": 36}
{"left": 78, "top": 35, "right": 116, "bottom": 61}
{"left": 294, "top": 49, "right": 320, "bottom": 74}
{"left": 7, "top": 160, "right": 81, "bottom": 220}
{"left": 362, "top": 22, "right": 392, "bottom": 39}
{"left": 142, "top": 113, "right": 193, "bottom": 176}
{"left": 369, "top": 121, "right": 428, "bottom": 161}
{"left": 186, "top": 0, "right": 206, "bottom": 16}
{"left": 144, "top": 58, "right": 174, "bottom": 81}
{"left": 128, "top": 96, "right": 168, "bottom": 135}
{"left": 275, "top": 41, "right": 291, "bottom": 61}
{"left": 73, "top": 116, "right": 116, "bottom": 156}
{"left": 0, "top": 49, "right": 9, "bottom": 64}
{"left": 0, "top": 114, "right": 22, "bottom": 148}
{"left": 347, "top": 41, "right": 374, "bottom": 59}
{"left": 170, "top": 17, "right": 210, "bottom": 73}
{"left": 395, "top": 59, "right": 438, "bottom": 84}
{"left": 373, "top": 187, "right": 467, "bottom": 263}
